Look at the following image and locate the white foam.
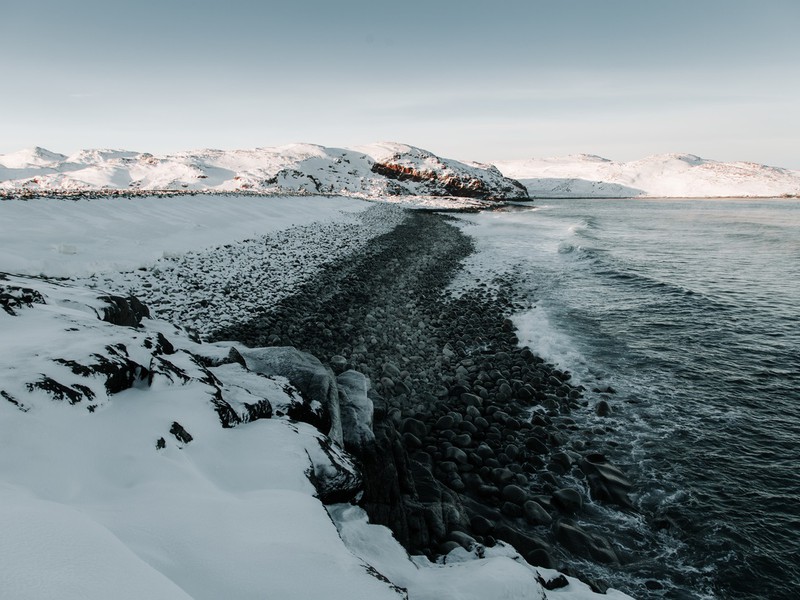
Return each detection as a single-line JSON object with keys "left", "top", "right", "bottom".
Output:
{"left": 513, "top": 305, "right": 588, "bottom": 379}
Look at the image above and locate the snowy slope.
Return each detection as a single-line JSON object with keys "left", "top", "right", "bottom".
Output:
{"left": 493, "top": 153, "right": 800, "bottom": 198}
{"left": 0, "top": 143, "right": 528, "bottom": 201}
{"left": 0, "top": 272, "right": 631, "bottom": 600}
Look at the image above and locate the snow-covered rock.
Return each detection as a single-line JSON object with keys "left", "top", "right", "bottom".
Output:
{"left": 337, "top": 369, "right": 376, "bottom": 449}
{"left": 494, "top": 153, "right": 800, "bottom": 198}
{"left": 0, "top": 143, "right": 529, "bottom": 201}
{"left": 0, "top": 273, "right": 404, "bottom": 599}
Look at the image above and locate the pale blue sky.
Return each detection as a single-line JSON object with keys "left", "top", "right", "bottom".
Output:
{"left": 3, "top": 0, "right": 799, "bottom": 167}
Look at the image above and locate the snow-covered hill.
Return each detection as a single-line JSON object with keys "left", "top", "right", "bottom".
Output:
{"left": 493, "top": 153, "right": 800, "bottom": 198}
{"left": 0, "top": 143, "right": 528, "bottom": 201}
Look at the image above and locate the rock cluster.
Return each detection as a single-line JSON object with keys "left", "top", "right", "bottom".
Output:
{"left": 212, "top": 210, "right": 632, "bottom": 578}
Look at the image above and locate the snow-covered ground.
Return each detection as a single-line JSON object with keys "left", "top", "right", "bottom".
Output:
{"left": 0, "top": 195, "right": 633, "bottom": 599}
{"left": 0, "top": 143, "right": 527, "bottom": 201}
{"left": 0, "top": 195, "right": 370, "bottom": 277}
{"left": 494, "top": 153, "right": 800, "bottom": 198}
{"left": 0, "top": 194, "right": 408, "bottom": 337}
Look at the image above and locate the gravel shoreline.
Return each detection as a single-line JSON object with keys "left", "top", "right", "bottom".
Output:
{"left": 212, "top": 208, "right": 633, "bottom": 592}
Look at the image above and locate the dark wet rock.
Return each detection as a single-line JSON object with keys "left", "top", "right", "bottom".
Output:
{"left": 453, "top": 433, "right": 472, "bottom": 447}
{"left": 555, "top": 520, "right": 620, "bottom": 565}
{"left": 470, "top": 515, "right": 495, "bottom": 536}
{"left": 492, "top": 468, "right": 515, "bottom": 486}
{"left": 402, "top": 418, "right": 427, "bottom": 439}
{"left": 502, "top": 484, "right": 528, "bottom": 505}
{"left": 501, "top": 501, "right": 523, "bottom": 518}
{"left": 552, "top": 488, "right": 584, "bottom": 514}
{"left": 523, "top": 500, "right": 553, "bottom": 526}
{"left": 596, "top": 400, "right": 612, "bottom": 417}
{"left": 524, "top": 436, "right": 549, "bottom": 455}
{"left": 495, "top": 524, "right": 553, "bottom": 560}
{"left": 580, "top": 453, "right": 634, "bottom": 508}
{"left": 461, "top": 392, "right": 482, "bottom": 408}
{"left": 434, "top": 415, "right": 455, "bottom": 430}
{"left": 444, "top": 446, "right": 469, "bottom": 464}
{"left": 550, "top": 451, "right": 573, "bottom": 472}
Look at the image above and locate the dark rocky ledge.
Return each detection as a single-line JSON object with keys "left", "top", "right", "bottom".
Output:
{"left": 212, "top": 210, "right": 631, "bottom": 589}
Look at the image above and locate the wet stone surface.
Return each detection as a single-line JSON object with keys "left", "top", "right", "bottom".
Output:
{"left": 212, "top": 209, "right": 629, "bottom": 583}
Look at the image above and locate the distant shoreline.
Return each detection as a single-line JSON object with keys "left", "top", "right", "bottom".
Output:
{"left": 1, "top": 189, "right": 797, "bottom": 202}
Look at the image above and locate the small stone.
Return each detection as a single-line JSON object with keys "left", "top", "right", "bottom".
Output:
{"left": 502, "top": 484, "right": 528, "bottom": 505}
{"left": 501, "top": 501, "right": 523, "bottom": 518}
{"left": 454, "top": 433, "right": 472, "bottom": 448}
{"left": 402, "top": 417, "right": 427, "bottom": 439}
{"left": 523, "top": 500, "right": 553, "bottom": 526}
{"left": 525, "top": 436, "right": 549, "bottom": 455}
{"left": 402, "top": 432, "right": 422, "bottom": 449}
{"left": 382, "top": 362, "right": 402, "bottom": 379}
{"left": 596, "top": 400, "right": 612, "bottom": 416}
{"left": 552, "top": 488, "right": 584, "bottom": 514}
{"left": 461, "top": 392, "right": 482, "bottom": 408}
{"left": 444, "top": 446, "right": 469, "bottom": 464}
{"left": 435, "top": 415, "right": 455, "bottom": 430}
{"left": 476, "top": 444, "right": 494, "bottom": 459}
{"left": 470, "top": 515, "right": 495, "bottom": 536}
{"left": 492, "top": 467, "right": 515, "bottom": 486}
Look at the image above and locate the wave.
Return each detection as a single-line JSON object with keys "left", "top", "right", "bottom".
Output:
{"left": 511, "top": 305, "right": 592, "bottom": 380}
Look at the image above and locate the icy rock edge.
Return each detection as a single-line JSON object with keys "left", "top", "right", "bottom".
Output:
{"left": 0, "top": 273, "right": 633, "bottom": 600}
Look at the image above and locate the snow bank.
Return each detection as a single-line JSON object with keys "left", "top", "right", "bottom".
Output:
{"left": 0, "top": 194, "right": 369, "bottom": 277}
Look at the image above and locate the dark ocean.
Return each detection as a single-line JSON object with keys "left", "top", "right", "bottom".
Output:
{"left": 461, "top": 198, "right": 800, "bottom": 599}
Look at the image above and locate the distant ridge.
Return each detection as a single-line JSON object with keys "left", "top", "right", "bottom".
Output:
{"left": 0, "top": 142, "right": 528, "bottom": 201}
{"left": 493, "top": 153, "right": 800, "bottom": 198}
{"left": 3, "top": 144, "right": 797, "bottom": 199}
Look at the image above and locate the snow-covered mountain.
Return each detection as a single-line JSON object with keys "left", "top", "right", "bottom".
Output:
{"left": 493, "top": 153, "right": 800, "bottom": 198}
{"left": 0, "top": 143, "right": 529, "bottom": 201}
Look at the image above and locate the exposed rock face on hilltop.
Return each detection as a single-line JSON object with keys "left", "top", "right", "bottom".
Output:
{"left": 494, "top": 153, "right": 800, "bottom": 198}
{"left": 363, "top": 142, "right": 529, "bottom": 201}
{"left": 0, "top": 142, "right": 529, "bottom": 201}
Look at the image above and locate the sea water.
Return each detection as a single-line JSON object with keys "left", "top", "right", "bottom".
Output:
{"left": 459, "top": 199, "right": 800, "bottom": 599}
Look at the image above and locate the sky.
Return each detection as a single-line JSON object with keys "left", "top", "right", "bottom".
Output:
{"left": 2, "top": 0, "right": 799, "bottom": 168}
